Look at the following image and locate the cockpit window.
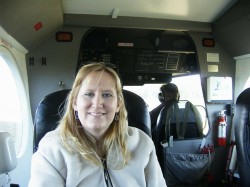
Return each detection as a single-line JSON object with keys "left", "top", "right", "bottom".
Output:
{"left": 124, "top": 74, "right": 209, "bottom": 135}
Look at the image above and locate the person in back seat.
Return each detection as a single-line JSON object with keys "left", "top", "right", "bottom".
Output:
{"left": 150, "top": 83, "right": 179, "bottom": 137}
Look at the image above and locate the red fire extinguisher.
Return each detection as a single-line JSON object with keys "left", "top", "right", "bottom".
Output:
{"left": 217, "top": 110, "right": 227, "bottom": 146}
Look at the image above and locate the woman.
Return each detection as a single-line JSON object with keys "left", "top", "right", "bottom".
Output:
{"left": 29, "top": 62, "right": 167, "bottom": 187}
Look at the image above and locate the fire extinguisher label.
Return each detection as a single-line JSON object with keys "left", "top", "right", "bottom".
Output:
{"left": 218, "top": 124, "right": 226, "bottom": 137}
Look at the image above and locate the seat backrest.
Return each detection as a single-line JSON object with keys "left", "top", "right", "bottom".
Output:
{"left": 33, "top": 89, "right": 151, "bottom": 152}
{"left": 235, "top": 87, "right": 250, "bottom": 187}
{"left": 154, "top": 101, "right": 203, "bottom": 144}
{"left": 33, "top": 89, "right": 70, "bottom": 152}
{"left": 123, "top": 89, "right": 151, "bottom": 136}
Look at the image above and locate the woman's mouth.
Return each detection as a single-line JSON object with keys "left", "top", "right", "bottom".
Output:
{"left": 89, "top": 112, "right": 105, "bottom": 116}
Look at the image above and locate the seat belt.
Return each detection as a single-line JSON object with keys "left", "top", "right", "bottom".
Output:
{"left": 162, "top": 104, "right": 174, "bottom": 147}
{"left": 191, "top": 102, "right": 203, "bottom": 137}
{"left": 181, "top": 101, "right": 190, "bottom": 138}
{"left": 174, "top": 103, "right": 182, "bottom": 139}
{"left": 182, "top": 101, "right": 203, "bottom": 138}
{"left": 162, "top": 102, "right": 180, "bottom": 147}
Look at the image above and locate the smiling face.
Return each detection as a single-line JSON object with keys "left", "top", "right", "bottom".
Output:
{"left": 73, "top": 70, "right": 120, "bottom": 140}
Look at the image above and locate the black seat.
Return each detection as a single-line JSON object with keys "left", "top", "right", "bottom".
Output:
{"left": 33, "top": 89, "right": 69, "bottom": 152}
{"left": 234, "top": 87, "right": 250, "bottom": 187}
{"left": 122, "top": 89, "right": 151, "bottom": 136}
{"left": 153, "top": 101, "right": 210, "bottom": 186}
{"left": 33, "top": 89, "right": 151, "bottom": 152}
{"left": 154, "top": 101, "right": 203, "bottom": 152}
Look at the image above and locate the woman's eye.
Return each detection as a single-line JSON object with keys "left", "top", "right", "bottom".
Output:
{"left": 103, "top": 93, "right": 112, "bottom": 98}
{"left": 84, "top": 92, "right": 94, "bottom": 97}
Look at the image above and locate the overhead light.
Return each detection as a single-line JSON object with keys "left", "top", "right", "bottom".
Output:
{"left": 202, "top": 38, "right": 215, "bottom": 47}
{"left": 55, "top": 32, "right": 73, "bottom": 42}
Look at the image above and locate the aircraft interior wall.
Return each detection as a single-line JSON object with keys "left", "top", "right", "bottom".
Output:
{"left": 0, "top": 35, "right": 33, "bottom": 187}
{"left": 1, "top": 1, "right": 249, "bottom": 186}
{"left": 26, "top": 26, "right": 88, "bottom": 118}
{"left": 213, "top": 0, "right": 250, "bottom": 57}
{"left": 188, "top": 31, "right": 236, "bottom": 181}
{"left": 25, "top": 26, "right": 238, "bottom": 182}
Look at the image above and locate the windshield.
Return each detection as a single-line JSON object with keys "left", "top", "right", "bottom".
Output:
{"left": 124, "top": 74, "right": 208, "bottom": 135}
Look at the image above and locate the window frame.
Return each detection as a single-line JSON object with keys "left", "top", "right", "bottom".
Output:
{"left": 0, "top": 45, "right": 31, "bottom": 157}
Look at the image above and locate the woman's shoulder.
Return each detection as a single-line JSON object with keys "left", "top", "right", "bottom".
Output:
{"left": 40, "top": 129, "right": 60, "bottom": 143}
{"left": 127, "top": 126, "right": 154, "bottom": 146}
{"left": 37, "top": 129, "right": 64, "bottom": 151}
{"left": 128, "top": 126, "right": 148, "bottom": 136}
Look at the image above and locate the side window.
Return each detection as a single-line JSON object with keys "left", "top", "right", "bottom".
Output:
{"left": 0, "top": 55, "right": 23, "bottom": 154}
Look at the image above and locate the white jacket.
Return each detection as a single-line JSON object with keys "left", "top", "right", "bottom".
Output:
{"left": 28, "top": 127, "right": 167, "bottom": 187}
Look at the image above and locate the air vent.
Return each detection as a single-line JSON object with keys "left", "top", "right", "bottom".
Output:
{"left": 165, "top": 53, "right": 180, "bottom": 70}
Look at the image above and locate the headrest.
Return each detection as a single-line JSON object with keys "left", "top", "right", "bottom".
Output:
{"left": 123, "top": 89, "right": 151, "bottom": 137}
{"left": 234, "top": 87, "right": 250, "bottom": 187}
{"left": 34, "top": 89, "right": 70, "bottom": 152}
{"left": 236, "top": 87, "right": 250, "bottom": 105}
{"left": 155, "top": 101, "right": 203, "bottom": 139}
{"left": 34, "top": 89, "right": 151, "bottom": 151}
{"left": 0, "top": 131, "right": 17, "bottom": 174}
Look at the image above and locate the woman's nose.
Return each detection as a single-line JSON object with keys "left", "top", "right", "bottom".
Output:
{"left": 92, "top": 94, "right": 104, "bottom": 107}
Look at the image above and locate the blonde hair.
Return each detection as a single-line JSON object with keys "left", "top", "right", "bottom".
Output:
{"left": 58, "top": 62, "right": 129, "bottom": 168}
